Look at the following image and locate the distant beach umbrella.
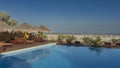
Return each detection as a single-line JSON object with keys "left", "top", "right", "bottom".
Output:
{"left": 0, "top": 21, "right": 12, "bottom": 32}
{"left": 34, "top": 25, "right": 51, "bottom": 33}
{"left": 33, "top": 26, "right": 42, "bottom": 33}
{"left": 13, "top": 23, "right": 35, "bottom": 33}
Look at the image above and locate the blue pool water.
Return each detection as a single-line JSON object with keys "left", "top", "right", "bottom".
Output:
{"left": 1, "top": 44, "right": 120, "bottom": 68}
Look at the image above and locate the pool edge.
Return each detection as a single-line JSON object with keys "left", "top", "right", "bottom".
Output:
{"left": 1, "top": 43, "right": 56, "bottom": 55}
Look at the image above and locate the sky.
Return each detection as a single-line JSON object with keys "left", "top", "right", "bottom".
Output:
{"left": 0, "top": 0, "right": 120, "bottom": 34}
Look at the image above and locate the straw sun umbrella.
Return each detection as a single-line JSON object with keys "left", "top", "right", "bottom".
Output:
{"left": 34, "top": 25, "right": 51, "bottom": 33}
{"left": 0, "top": 20, "right": 51, "bottom": 33}
{"left": 12, "top": 23, "right": 51, "bottom": 33}
{"left": 0, "top": 21, "right": 12, "bottom": 32}
{"left": 13, "top": 23, "right": 35, "bottom": 33}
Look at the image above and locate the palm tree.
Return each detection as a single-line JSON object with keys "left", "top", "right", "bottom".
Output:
{"left": 8, "top": 19, "right": 18, "bottom": 26}
{"left": 0, "top": 12, "right": 10, "bottom": 24}
{"left": 0, "top": 12, "right": 18, "bottom": 26}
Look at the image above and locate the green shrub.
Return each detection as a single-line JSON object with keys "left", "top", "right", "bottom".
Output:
{"left": 82, "top": 36, "right": 93, "bottom": 45}
{"left": 112, "top": 39, "right": 120, "bottom": 43}
{"left": 58, "top": 34, "right": 65, "bottom": 40}
{"left": 91, "top": 36, "right": 102, "bottom": 47}
{"left": 49, "top": 38, "right": 56, "bottom": 43}
{"left": 66, "top": 35, "right": 76, "bottom": 41}
{"left": 57, "top": 34, "right": 65, "bottom": 44}
{"left": 82, "top": 36, "right": 102, "bottom": 47}
{"left": 57, "top": 34, "right": 76, "bottom": 44}
{"left": 37, "top": 33, "right": 47, "bottom": 40}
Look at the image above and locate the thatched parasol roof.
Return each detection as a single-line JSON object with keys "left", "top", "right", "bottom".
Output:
{"left": 13, "top": 23, "right": 35, "bottom": 33}
{"left": 34, "top": 25, "right": 51, "bottom": 32}
{"left": 0, "top": 21, "right": 12, "bottom": 32}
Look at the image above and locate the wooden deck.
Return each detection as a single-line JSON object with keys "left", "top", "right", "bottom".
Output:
{"left": 0, "top": 42, "right": 48, "bottom": 53}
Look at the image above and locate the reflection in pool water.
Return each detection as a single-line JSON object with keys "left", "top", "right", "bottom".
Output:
{"left": 0, "top": 45, "right": 120, "bottom": 68}
{"left": 88, "top": 47, "right": 103, "bottom": 55}
{"left": 15, "top": 49, "right": 50, "bottom": 62}
{"left": 0, "top": 48, "right": 50, "bottom": 68}
{"left": 0, "top": 55, "right": 32, "bottom": 68}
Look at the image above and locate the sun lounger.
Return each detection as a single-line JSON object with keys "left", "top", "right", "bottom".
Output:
{"left": 0, "top": 43, "right": 12, "bottom": 53}
{"left": 0, "top": 43, "right": 12, "bottom": 47}
{"left": 26, "top": 40, "right": 35, "bottom": 43}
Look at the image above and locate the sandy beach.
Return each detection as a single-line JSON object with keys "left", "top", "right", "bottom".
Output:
{"left": 47, "top": 34, "right": 120, "bottom": 42}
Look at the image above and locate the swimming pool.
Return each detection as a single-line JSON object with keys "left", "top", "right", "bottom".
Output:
{"left": 0, "top": 44, "right": 120, "bottom": 68}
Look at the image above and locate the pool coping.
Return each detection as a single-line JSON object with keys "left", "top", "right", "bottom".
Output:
{"left": 0, "top": 43, "right": 56, "bottom": 56}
